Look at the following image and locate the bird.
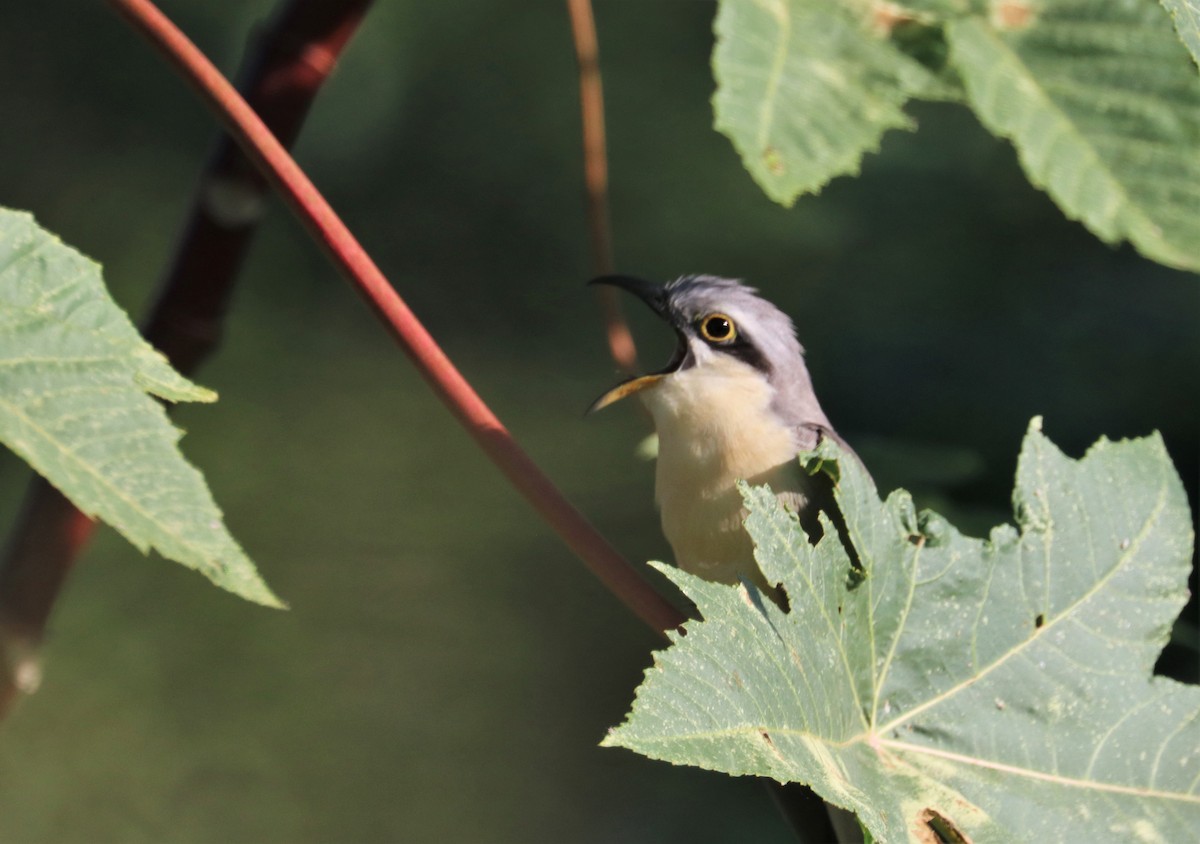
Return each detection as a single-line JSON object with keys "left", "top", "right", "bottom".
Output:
{"left": 589, "top": 274, "right": 853, "bottom": 593}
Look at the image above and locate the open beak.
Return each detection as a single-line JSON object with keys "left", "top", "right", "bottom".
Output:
{"left": 587, "top": 275, "right": 683, "bottom": 414}
{"left": 588, "top": 373, "right": 665, "bottom": 413}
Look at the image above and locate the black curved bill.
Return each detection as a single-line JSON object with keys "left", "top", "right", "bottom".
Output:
{"left": 588, "top": 275, "right": 669, "bottom": 319}
{"left": 587, "top": 275, "right": 687, "bottom": 413}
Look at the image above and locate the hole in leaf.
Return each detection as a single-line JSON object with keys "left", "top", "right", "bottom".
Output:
{"left": 799, "top": 451, "right": 866, "bottom": 591}
{"left": 1035, "top": 613, "right": 1045, "bottom": 629}
{"left": 774, "top": 585, "right": 791, "bottom": 613}
{"left": 916, "top": 808, "right": 972, "bottom": 844}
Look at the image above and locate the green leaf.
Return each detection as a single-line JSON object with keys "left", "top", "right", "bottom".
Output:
{"left": 605, "top": 420, "right": 1198, "bottom": 842}
{"left": 0, "top": 208, "right": 282, "bottom": 608}
{"left": 947, "top": 8, "right": 1200, "bottom": 272}
{"left": 712, "top": 0, "right": 948, "bottom": 205}
{"left": 1159, "top": 0, "right": 1200, "bottom": 68}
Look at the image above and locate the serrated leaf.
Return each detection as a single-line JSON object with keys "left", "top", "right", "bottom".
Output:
{"left": 712, "top": 0, "right": 948, "bottom": 205}
{"left": 1159, "top": 0, "right": 1200, "bottom": 68}
{"left": 947, "top": 7, "right": 1200, "bottom": 272}
{"left": 605, "top": 421, "right": 1198, "bottom": 842}
{"left": 0, "top": 207, "right": 282, "bottom": 608}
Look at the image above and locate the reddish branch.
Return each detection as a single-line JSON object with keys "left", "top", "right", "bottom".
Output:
{"left": 565, "top": 0, "right": 638, "bottom": 375}
{"left": 0, "top": 0, "right": 373, "bottom": 718}
{"left": 106, "top": 0, "right": 685, "bottom": 634}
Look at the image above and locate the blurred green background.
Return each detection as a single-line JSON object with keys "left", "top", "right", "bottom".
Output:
{"left": 1, "top": 1, "right": 1196, "bottom": 841}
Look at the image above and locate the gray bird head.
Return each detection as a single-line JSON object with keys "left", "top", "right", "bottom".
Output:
{"left": 589, "top": 274, "right": 829, "bottom": 429}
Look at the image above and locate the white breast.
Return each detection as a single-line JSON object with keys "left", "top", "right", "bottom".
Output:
{"left": 639, "top": 356, "right": 805, "bottom": 588}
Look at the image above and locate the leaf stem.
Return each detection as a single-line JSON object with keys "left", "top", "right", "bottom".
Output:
{"left": 107, "top": 0, "right": 686, "bottom": 635}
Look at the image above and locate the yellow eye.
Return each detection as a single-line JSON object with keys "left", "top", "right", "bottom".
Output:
{"left": 699, "top": 313, "right": 737, "bottom": 343}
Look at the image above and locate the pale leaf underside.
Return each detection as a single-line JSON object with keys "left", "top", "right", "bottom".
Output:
{"left": 712, "top": 0, "right": 1200, "bottom": 272}
{"left": 0, "top": 208, "right": 281, "bottom": 607}
{"left": 944, "top": 7, "right": 1200, "bottom": 272}
{"left": 606, "top": 422, "right": 1198, "bottom": 842}
{"left": 1159, "top": 0, "right": 1200, "bottom": 68}
{"left": 712, "top": 0, "right": 941, "bottom": 205}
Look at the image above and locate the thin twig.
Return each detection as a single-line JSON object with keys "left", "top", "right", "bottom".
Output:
{"left": 108, "top": 0, "right": 687, "bottom": 636}
{"left": 0, "top": 0, "right": 373, "bottom": 720}
{"left": 565, "top": 0, "right": 639, "bottom": 375}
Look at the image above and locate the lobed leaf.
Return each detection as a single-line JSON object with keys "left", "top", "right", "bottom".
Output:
{"left": 0, "top": 208, "right": 282, "bottom": 607}
{"left": 712, "top": 0, "right": 1200, "bottom": 272}
{"left": 945, "top": 5, "right": 1200, "bottom": 272}
{"left": 712, "top": 0, "right": 946, "bottom": 205}
{"left": 606, "top": 420, "right": 1198, "bottom": 842}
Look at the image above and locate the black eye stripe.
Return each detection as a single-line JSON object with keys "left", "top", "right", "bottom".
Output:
{"left": 722, "top": 337, "right": 771, "bottom": 374}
